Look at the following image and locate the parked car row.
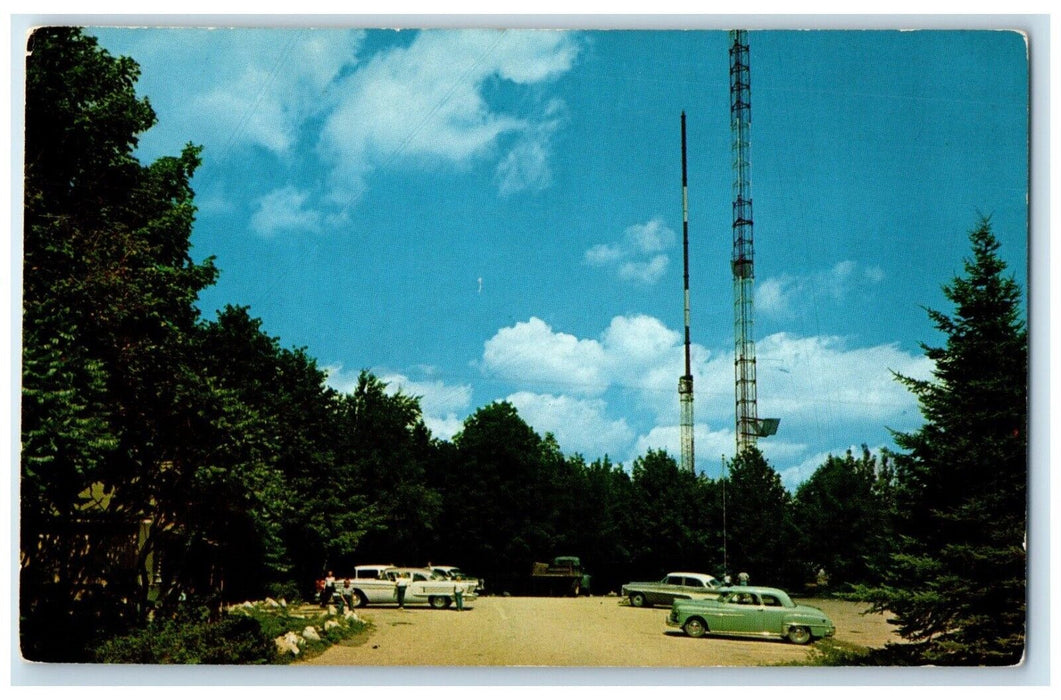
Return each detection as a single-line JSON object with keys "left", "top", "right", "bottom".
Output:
{"left": 317, "top": 564, "right": 481, "bottom": 610}
{"left": 621, "top": 571, "right": 835, "bottom": 645}
{"left": 315, "top": 565, "right": 834, "bottom": 645}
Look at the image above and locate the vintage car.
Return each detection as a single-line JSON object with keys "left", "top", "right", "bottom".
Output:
{"left": 319, "top": 565, "right": 477, "bottom": 609}
{"left": 430, "top": 565, "right": 486, "bottom": 594}
{"left": 666, "top": 586, "right": 835, "bottom": 644}
{"left": 317, "top": 564, "right": 396, "bottom": 605}
{"left": 621, "top": 572, "right": 721, "bottom": 607}
{"left": 384, "top": 567, "right": 479, "bottom": 609}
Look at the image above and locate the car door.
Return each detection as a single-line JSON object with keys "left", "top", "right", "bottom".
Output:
{"left": 358, "top": 576, "right": 396, "bottom": 604}
{"left": 659, "top": 575, "right": 684, "bottom": 605}
{"left": 712, "top": 591, "right": 765, "bottom": 633}
{"left": 639, "top": 577, "right": 664, "bottom": 606}
{"left": 759, "top": 593, "right": 787, "bottom": 634}
{"left": 707, "top": 592, "right": 745, "bottom": 633}
{"left": 679, "top": 576, "right": 710, "bottom": 599}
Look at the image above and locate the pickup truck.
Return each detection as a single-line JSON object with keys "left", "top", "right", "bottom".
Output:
{"left": 530, "top": 556, "right": 592, "bottom": 596}
{"left": 621, "top": 571, "right": 721, "bottom": 608}
{"left": 322, "top": 566, "right": 478, "bottom": 609}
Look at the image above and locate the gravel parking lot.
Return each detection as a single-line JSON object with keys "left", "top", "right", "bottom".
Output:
{"left": 299, "top": 595, "right": 898, "bottom": 667}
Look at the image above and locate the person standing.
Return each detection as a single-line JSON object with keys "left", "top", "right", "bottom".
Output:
{"left": 453, "top": 576, "right": 464, "bottom": 612}
{"left": 341, "top": 578, "right": 354, "bottom": 609}
{"left": 322, "top": 571, "right": 336, "bottom": 607}
{"left": 395, "top": 572, "right": 409, "bottom": 609}
{"left": 737, "top": 571, "right": 750, "bottom": 586}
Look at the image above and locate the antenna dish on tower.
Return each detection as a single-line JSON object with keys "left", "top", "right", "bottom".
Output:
{"left": 729, "top": 29, "right": 778, "bottom": 452}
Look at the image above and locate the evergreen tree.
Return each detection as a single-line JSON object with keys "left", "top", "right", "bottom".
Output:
{"left": 855, "top": 216, "right": 1027, "bottom": 665}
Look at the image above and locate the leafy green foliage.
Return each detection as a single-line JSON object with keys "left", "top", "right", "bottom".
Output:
{"left": 723, "top": 447, "right": 796, "bottom": 586}
{"left": 792, "top": 446, "right": 895, "bottom": 589}
{"left": 624, "top": 450, "right": 719, "bottom": 576}
{"left": 442, "top": 402, "right": 560, "bottom": 587}
{"left": 22, "top": 27, "right": 218, "bottom": 659}
{"left": 94, "top": 610, "right": 275, "bottom": 664}
{"left": 331, "top": 372, "right": 438, "bottom": 567}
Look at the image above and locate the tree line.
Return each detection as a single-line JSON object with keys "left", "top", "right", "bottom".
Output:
{"left": 21, "top": 28, "right": 1026, "bottom": 666}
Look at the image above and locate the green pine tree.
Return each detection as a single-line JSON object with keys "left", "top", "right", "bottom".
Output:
{"left": 855, "top": 216, "right": 1027, "bottom": 665}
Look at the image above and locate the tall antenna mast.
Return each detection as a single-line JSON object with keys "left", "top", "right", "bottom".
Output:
{"left": 679, "top": 112, "right": 695, "bottom": 474}
{"left": 729, "top": 30, "right": 779, "bottom": 453}
{"left": 729, "top": 29, "right": 759, "bottom": 454}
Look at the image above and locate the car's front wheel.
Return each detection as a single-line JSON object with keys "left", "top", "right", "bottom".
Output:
{"left": 429, "top": 595, "right": 452, "bottom": 609}
{"left": 786, "top": 625, "right": 812, "bottom": 645}
{"left": 683, "top": 617, "right": 707, "bottom": 638}
{"left": 630, "top": 592, "right": 647, "bottom": 607}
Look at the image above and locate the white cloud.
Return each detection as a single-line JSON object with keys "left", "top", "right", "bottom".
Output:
{"left": 496, "top": 98, "right": 567, "bottom": 197}
{"left": 250, "top": 186, "right": 322, "bottom": 236}
{"left": 480, "top": 315, "right": 932, "bottom": 485}
{"left": 318, "top": 30, "right": 580, "bottom": 204}
{"left": 321, "top": 364, "right": 361, "bottom": 394}
{"left": 633, "top": 423, "right": 734, "bottom": 470}
{"left": 619, "top": 255, "right": 669, "bottom": 284}
{"left": 755, "top": 332, "right": 932, "bottom": 426}
{"left": 126, "top": 29, "right": 364, "bottom": 159}
{"left": 378, "top": 373, "right": 472, "bottom": 418}
{"left": 496, "top": 138, "right": 551, "bottom": 196}
{"left": 758, "top": 261, "right": 886, "bottom": 317}
{"left": 95, "top": 28, "right": 579, "bottom": 226}
{"left": 584, "top": 218, "right": 676, "bottom": 285}
{"left": 482, "top": 314, "right": 693, "bottom": 404}
{"left": 506, "top": 392, "right": 634, "bottom": 458}
{"left": 482, "top": 317, "right": 609, "bottom": 396}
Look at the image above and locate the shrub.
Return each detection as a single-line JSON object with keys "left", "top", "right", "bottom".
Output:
{"left": 95, "top": 613, "right": 276, "bottom": 664}
{"left": 264, "top": 581, "right": 301, "bottom": 603}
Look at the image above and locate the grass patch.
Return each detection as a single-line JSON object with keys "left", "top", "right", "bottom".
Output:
{"left": 228, "top": 602, "right": 369, "bottom": 663}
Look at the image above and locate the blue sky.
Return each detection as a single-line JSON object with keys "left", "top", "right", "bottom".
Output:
{"left": 85, "top": 26, "right": 1029, "bottom": 488}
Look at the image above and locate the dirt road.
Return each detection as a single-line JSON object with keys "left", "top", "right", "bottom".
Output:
{"left": 298, "top": 595, "right": 897, "bottom": 667}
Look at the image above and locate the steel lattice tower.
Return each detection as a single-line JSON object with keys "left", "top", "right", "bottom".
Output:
{"left": 729, "top": 29, "right": 759, "bottom": 453}
{"left": 679, "top": 112, "right": 694, "bottom": 473}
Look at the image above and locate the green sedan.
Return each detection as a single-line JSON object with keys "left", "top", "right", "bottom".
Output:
{"left": 666, "top": 586, "right": 836, "bottom": 644}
